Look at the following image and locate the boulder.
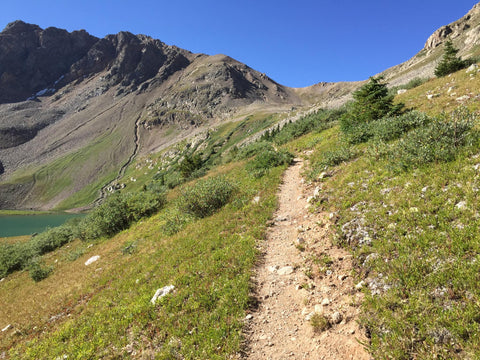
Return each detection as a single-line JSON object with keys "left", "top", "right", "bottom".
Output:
{"left": 151, "top": 285, "right": 175, "bottom": 304}
{"left": 85, "top": 255, "right": 100, "bottom": 266}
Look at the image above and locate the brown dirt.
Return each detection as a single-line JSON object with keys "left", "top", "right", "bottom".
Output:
{"left": 244, "top": 158, "right": 371, "bottom": 360}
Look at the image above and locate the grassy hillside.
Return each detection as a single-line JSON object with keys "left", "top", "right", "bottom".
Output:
{"left": 1, "top": 161, "right": 286, "bottom": 358}
{"left": 1, "top": 64, "right": 480, "bottom": 359}
{"left": 395, "top": 63, "right": 480, "bottom": 115}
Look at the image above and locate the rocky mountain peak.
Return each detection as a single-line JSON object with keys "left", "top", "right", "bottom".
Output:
{"left": 424, "top": 2, "right": 480, "bottom": 50}
{"left": 0, "top": 21, "right": 98, "bottom": 103}
{"left": 2, "top": 20, "right": 41, "bottom": 34}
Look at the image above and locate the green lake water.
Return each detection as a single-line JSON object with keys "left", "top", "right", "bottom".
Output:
{"left": 0, "top": 214, "right": 84, "bottom": 237}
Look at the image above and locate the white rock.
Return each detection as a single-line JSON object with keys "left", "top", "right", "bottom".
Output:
{"left": 321, "top": 298, "right": 330, "bottom": 306}
{"left": 466, "top": 64, "right": 478, "bottom": 73}
{"left": 397, "top": 89, "right": 407, "bottom": 94}
{"left": 313, "top": 186, "right": 321, "bottom": 198}
{"left": 267, "top": 265, "right": 279, "bottom": 273}
{"left": 252, "top": 196, "right": 260, "bottom": 204}
{"left": 456, "top": 201, "right": 467, "bottom": 210}
{"left": 85, "top": 255, "right": 100, "bottom": 266}
{"left": 314, "top": 304, "right": 323, "bottom": 313}
{"left": 355, "top": 281, "right": 366, "bottom": 290}
{"left": 456, "top": 95, "right": 470, "bottom": 102}
{"left": 151, "top": 285, "right": 175, "bottom": 304}
{"left": 245, "top": 314, "right": 253, "bottom": 320}
{"left": 331, "top": 311, "right": 343, "bottom": 324}
{"left": 277, "top": 266, "right": 294, "bottom": 275}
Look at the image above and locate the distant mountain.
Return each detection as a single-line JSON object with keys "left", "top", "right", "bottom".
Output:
{"left": 0, "top": 21, "right": 303, "bottom": 210}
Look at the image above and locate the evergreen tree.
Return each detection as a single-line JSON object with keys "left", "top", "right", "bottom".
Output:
{"left": 434, "top": 40, "right": 466, "bottom": 77}
{"left": 340, "top": 76, "right": 404, "bottom": 143}
{"left": 341, "top": 76, "right": 402, "bottom": 127}
{"left": 179, "top": 153, "right": 203, "bottom": 178}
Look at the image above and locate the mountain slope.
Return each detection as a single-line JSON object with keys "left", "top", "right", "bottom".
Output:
{"left": 0, "top": 22, "right": 302, "bottom": 210}
{"left": 380, "top": 2, "right": 480, "bottom": 85}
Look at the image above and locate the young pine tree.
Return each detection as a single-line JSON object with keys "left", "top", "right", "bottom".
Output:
{"left": 434, "top": 40, "right": 466, "bottom": 77}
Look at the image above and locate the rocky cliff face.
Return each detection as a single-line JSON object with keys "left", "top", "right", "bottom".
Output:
{"left": 0, "top": 21, "right": 97, "bottom": 103}
{"left": 380, "top": 3, "right": 480, "bottom": 86}
{"left": 0, "top": 21, "right": 301, "bottom": 210}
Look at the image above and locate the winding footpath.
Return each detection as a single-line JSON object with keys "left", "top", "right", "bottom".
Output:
{"left": 244, "top": 158, "right": 370, "bottom": 360}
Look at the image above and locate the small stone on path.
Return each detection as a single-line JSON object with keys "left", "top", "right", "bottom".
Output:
{"left": 277, "top": 266, "right": 294, "bottom": 275}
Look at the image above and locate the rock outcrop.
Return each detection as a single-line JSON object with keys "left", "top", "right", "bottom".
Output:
{"left": 0, "top": 21, "right": 97, "bottom": 103}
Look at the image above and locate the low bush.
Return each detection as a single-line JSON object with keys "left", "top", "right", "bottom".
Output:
{"left": 78, "top": 188, "right": 166, "bottom": 241}
{"left": 30, "top": 225, "right": 74, "bottom": 254}
{"left": 370, "top": 111, "right": 431, "bottom": 142}
{"left": 179, "top": 176, "right": 236, "bottom": 218}
{"left": 235, "top": 141, "right": 275, "bottom": 160}
{"left": 342, "top": 111, "right": 431, "bottom": 144}
{"left": 264, "top": 108, "right": 343, "bottom": 145}
{"left": 378, "top": 108, "right": 478, "bottom": 170}
{"left": 0, "top": 242, "right": 35, "bottom": 277}
{"left": 28, "top": 258, "right": 53, "bottom": 282}
{"left": 246, "top": 149, "right": 294, "bottom": 178}
{"left": 320, "top": 146, "right": 357, "bottom": 167}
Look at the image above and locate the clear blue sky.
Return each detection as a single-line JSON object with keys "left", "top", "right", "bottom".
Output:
{"left": 0, "top": 0, "right": 478, "bottom": 87}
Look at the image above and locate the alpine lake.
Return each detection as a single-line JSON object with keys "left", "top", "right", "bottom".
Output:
{"left": 0, "top": 212, "right": 84, "bottom": 238}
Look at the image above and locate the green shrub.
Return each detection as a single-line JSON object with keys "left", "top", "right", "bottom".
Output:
{"left": 342, "top": 111, "right": 431, "bottom": 145}
{"left": 235, "top": 141, "right": 275, "bottom": 160}
{"left": 403, "top": 77, "right": 428, "bottom": 90}
{"left": 371, "top": 111, "right": 431, "bottom": 142}
{"left": 0, "top": 242, "right": 35, "bottom": 277}
{"left": 179, "top": 153, "right": 203, "bottom": 178}
{"left": 30, "top": 225, "right": 74, "bottom": 254}
{"left": 78, "top": 188, "right": 166, "bottom": 241}
{"left": 385, "top": 109, "right": 478, "bottom": 170}
{"left": 320, "top": 146, "right": 357, "bottom": 167}
{"left": 246, "top": 149, "right": 294, "bottom": 178}
{"left": 179, "top": 176, "right": 236, "bottom": 218}
{"left": 268, "top": 108, "right": 343, "bottom": 145}
{"left": 28, "top": 258, "right": 52, "bottom": 282}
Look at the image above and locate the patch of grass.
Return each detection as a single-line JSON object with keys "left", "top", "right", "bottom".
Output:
{"left": 310, "top": 313, "right": 331, "bottom": 333}
{"left": 245, "top": 148, "right": 294, "bottom": 178}
{"left": 395, "top": 62, "right": 480, "bottom": 115}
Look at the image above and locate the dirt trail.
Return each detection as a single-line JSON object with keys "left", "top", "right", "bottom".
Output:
{"left": 244, "top": 158, "right": 370, "bottom": 360}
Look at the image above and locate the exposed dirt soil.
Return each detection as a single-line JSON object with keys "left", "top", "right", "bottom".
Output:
{"left": 244, "top": 158, "right": 371, "bottom": 360}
